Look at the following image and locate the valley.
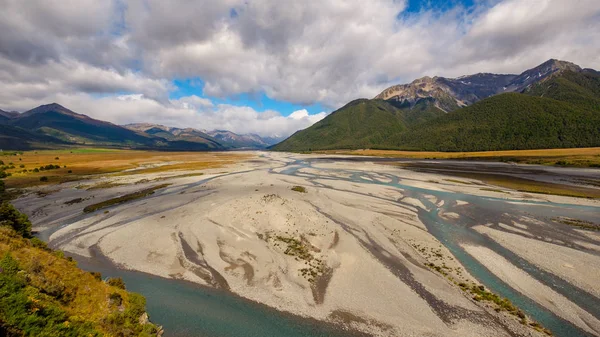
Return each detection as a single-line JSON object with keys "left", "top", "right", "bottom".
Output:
{"left": 10, "top": 150, "right": 600, "bottom": 337}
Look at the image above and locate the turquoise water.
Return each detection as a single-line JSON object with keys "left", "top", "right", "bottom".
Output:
{"left": 73, "top": 259, "right": 364, "bottom": 337}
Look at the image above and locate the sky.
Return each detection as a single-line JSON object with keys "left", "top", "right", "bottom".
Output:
{"left": 1, "top": 0, "right": 599, "bottom": 137}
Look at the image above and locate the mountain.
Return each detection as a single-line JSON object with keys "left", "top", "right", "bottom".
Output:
{"left": 0, "top": 109, "right": 19, "bottom": 122}
{"left": 125, "top": 124, "right": 279, "bottom": 149}
{"left": 9, "top": 103, "right": 158, "bottom": 147}
{"left": 0, "top": 124, "right": 67, "bottom": 150}
{"left": 206, "top": 130, "right": 281, "bottom": 149}
{"left": 272, "top": 99, "right": 444, "bottom": 151}
{"left": 0, "top": 104, "right": 226, "bottom": 151}
{"left": 124, "top": 123, "right": 223, "bottom": 149}
{"left": 374, "top": 59, "right": 580, "bottom": 113}
{"left": 375, "top": 73, "right": 516, "bottom": 112}
{"left": 273, "top": 59, "right": 600, "bottom": 152}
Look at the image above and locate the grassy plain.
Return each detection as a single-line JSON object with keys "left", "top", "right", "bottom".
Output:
{"left": 318, "top": 147, "right": 600, "bottom": 168}
{"left": 2, "top": 149, "right": 251, "bottom": 188}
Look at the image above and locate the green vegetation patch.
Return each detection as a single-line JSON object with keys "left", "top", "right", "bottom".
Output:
{"left": 83, "top": 184, "right": 171, "bottom": 213}
{"left": 268, "top": 234, "right": 325, "bottom": 283}
{"left": 553, "top": 217, "right": 600, "bottom": 231}
{"left": 291, "top": 186, "right": 307, "bottom": 193}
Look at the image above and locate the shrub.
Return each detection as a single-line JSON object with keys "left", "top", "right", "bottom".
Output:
{"left": 33, "top": 168, "right": 39, "bottom": 172}
{"left": 30, "top": 237, "right": 49, "bottom": 250}
{"left": 107, "top": 277, "right": 126, "bottom": 290}
{"left": 90, "top": 271, "right": 102, "bottom": 281}
{"left": 291, "top": 186, "right": 307, "bottom": 193}
{"left": 0, "top": 202, "right": 32, "bottom": 237}
{"left": 40, "top": 176, "right": 49, "bottom": 182}
{"left": 68, "top": 170, "right": 72, "bottom": 173}
{"left": 109, "top": 292, "right": 123, "bottom": 306}
{"left": 55, "top": 157, "right": 59, "bottom": 160}
{"left": 0, "top": 252, "right": 20, "bottom": 275}
{"left": 19, "top": 164, "right": 24, "bottom": 168}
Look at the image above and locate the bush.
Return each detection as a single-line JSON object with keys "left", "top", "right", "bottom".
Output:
{"left": 33, "top": 168, "right": 39, "bottom": 172}
{"left": 30, "top": 237, "right": 49, "bottom": 250}
{"left": 0, "top": 202, "right": 32, "bottom": 237}
{"left": 107, "top": 277, "right": 126, "bottom": 290}
{"left": 40, "top": 176, "right": 48, "bottom": 182}
{"left": 19, "top": 164, "right": 24, "bottom": 168}
{"left": 0, "top": 252, "right": 20, "bottom": 275}
{"left": 90, "top": 271, "right": 102, "bottom": 281}
{"left": 109, "top": 292, "right": 123, "bottom": 306}
{"left": 291, "top": 186, "right": 307, "bottom": 193}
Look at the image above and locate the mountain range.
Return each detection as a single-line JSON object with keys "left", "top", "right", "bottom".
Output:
{"left": 272, "top": 59, "right": 600, "bottom": 152}
{"left": 0, "top": 104, "right": 280, "bottom": 151}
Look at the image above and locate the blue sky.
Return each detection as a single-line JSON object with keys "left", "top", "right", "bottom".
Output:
{"left": 171, "top": 79, "right": 325, "bottom": 116}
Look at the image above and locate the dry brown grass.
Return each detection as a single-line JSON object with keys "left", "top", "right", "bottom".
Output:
{"left": 3, "top": 149, "right": 252, "bottom": 188}
{"left": 319, "top": 148, "right": 600, "bottom": 167}
{"left": 431, "top": 169, "right": 600, "bottom": 199}
{"left": 0, "top": 227, "right": 128, "bottom": 324}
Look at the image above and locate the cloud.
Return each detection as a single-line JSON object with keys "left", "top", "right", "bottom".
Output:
{"left": 0, "top": 0, "right": 599, "bottom": 136}
{"left": 4, "top": 91, "right": 326, "bottom": 138}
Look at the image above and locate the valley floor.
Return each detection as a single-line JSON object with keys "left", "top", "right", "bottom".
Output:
{"left": 12, "top": 151, "right": 600, "bottom": 337}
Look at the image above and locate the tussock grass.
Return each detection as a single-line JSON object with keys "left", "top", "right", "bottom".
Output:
{"left": 4, "top": 149, "right": 251, "bottom": 188}
{"left": 320, "top": 147, "right": 600, "bottom": 168}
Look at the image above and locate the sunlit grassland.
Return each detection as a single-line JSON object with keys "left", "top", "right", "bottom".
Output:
{"left": 410, "top": 167, "right": 600, "bottom": 199}
{"left": 318, "top": 147, "right": 600, "bottom": 168}
{"left": 0, "top": 227, "right": 129, "bottom": 328}
{"left": 2, "top": 148, "right": 252, "bottom": 188}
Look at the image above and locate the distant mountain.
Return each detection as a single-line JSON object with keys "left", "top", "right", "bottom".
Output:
{"left": 0, "top": 124, "right": 67, "bottom": 150}
{"left": 125, "top": 124, "right": 278, "bottom": 149}
{"left": 273, "top": 59, "right": 600, "bottom": 152}
{"left": 0, "top": 104, "right": 226, "bottom": 151}
{"left": 124, "top": 123, "right": 223, "bottom": 149}
{"left": 0, "top": 109, "right": 19, "bottom": 122}
{"left": 206, "top": 130, "right": 282, "bottom": 149}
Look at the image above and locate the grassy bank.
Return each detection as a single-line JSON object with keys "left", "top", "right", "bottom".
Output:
{"left": 317, "top": 147, "right": 600, "bottom": 168}
{"left": 0, "top": 179, "right": 161, "bottom": 336}
{"left": 1, "top": 148, "right": 250, "bottom": 189}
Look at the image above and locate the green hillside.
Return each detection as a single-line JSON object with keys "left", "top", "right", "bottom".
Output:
{"left": 392, "top": 93, "right": 600, "bottom": 151}
{"left": 273, "top": 70, "right": 600, "bottom": 152}
{"left": 272, "top": 99, "right": 444, "bottom": 151}
{"left": 524, "top": 70, "right": 600, "bottom": 109}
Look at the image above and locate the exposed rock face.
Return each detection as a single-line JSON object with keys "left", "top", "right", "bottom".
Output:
{"left": 375, "top": 74, "right": 516, "bottom": 112}
{"left": 375, "top": 59, "right": 583, "bottom": 113}
{"left": 502, "top": 59, "right": 581, "bottom": 93}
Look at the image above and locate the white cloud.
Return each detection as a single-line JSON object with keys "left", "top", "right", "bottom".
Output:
{"left": 0, "top": 0, "right": 599, "bottom": 136}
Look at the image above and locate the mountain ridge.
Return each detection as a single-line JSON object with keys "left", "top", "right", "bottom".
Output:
{"left": 374, "top": 59, "right": 581, "bottom": 113}
{"left": 273, "top": 59, "right": 600, "bottom": 152}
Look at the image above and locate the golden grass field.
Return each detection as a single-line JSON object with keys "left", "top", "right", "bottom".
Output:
{"left": 320, "top": 147, "right": 600, "bottom": 167}
{"left": 2, "top": 149, "right": 252, "bottom": 188}
{"left": 429, "top": 170, "right": 600, "bottom": 199}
